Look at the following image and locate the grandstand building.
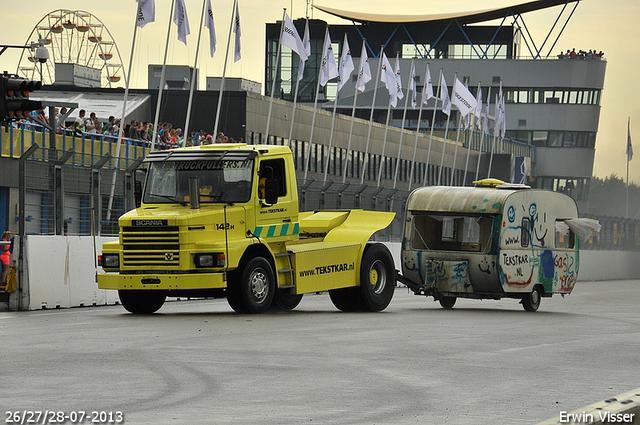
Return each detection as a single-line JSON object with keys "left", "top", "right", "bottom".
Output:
{"left": 265, "top": 0, "right": 606, "bottom": 210}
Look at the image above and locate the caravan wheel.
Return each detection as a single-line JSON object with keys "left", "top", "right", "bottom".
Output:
{"left": 522, "top": 286, "right": 542, "bottom": 312}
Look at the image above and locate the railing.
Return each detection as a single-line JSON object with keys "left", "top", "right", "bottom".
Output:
{"left": 1, "top": 123, "right": 173, "bottom": 166}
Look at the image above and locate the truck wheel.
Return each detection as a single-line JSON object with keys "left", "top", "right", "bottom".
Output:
{"left": 329, "top": 287, "right": 362, "bottom": 312}
{"left": 118, "top": 290, "right": 166, "bottom": 314}
{"left": 522, "top": 286, "right": 542, "bottom": 312}
{"left": 227, "top": 257, "right": 275, "bottom": 314}
{"left": 439, "top": 296, "right": 457, "bottom": 309}
{"left": 359, "top": 243, "right": 395, "bottom": 312}
{"left": 273, "top": 289, "right": 303, "bottom": 311}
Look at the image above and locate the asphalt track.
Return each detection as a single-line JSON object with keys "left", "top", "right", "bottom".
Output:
{"left": 2, "top": 279, "right": 639, "bottom": 424}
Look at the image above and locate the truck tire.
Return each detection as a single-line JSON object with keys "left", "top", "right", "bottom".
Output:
{"left": 272, "top": 289, "right": 303, "bottom": 311}
{"left": 522, "top": 285, "right": 542, "bottom": 312}
{"left": 329, "top": 287, "right": 362, "bottom": 312}
{"left": 227, "top": 257, "right": 275, "bottom": 314}
{"left": 118, "top": 290, "right": 166, "bottom": 314}
{"left": 359, "top": 243, "right": 396, "bottom": 312}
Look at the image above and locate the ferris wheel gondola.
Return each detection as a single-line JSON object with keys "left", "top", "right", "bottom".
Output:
{"left": 17, "top": 9, "right": 125, "bottom": 88}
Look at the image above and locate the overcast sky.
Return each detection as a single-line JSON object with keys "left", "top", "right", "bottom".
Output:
{"left": 2, "top": 0, "right": 639, "bottom": 186}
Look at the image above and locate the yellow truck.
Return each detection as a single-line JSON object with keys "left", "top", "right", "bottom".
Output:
{"left": 97, "top": 144, "right": 396, "bottom": 314}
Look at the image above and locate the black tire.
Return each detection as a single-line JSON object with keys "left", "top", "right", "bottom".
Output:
{"left": 272, "top": 289, "right": 303, "bottom": 311}
{"left": 329, "top": 287, "right": 362, "bottom": 312}
{"left": 359, "top": 243, "right": 396, "bottom": 312}
{"left": 438, "top": 296, "right": 457, "bottom": 309}
{"left": 118, "top": 290, "right": 166, "bottom": 314}
{"left": 226, "top": 257, "right": 275, "bottom": 314}
{"left": 522, "top": 286, "right": 542, "bottom": 312}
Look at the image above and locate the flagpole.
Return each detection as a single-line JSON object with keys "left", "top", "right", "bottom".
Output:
{"left": 488, "top": 81, "right": 502, "bottom": 178}
{"left": 342, "top": 38, "right": 366, "bottom": 184}
{"left": 476, "top": 86, "right": 490, "bottom": 181}
{"left": 288, "top": 18, "right": 309, "bottom": 147}
{"left": 408, "top": 62, "right": 429, "bottom": 192}
{"left": 323, "top": 85, "right": 340, "bottom": 182}
{"left": 212, "top": 0, "right": 238, "bottom": 143}
{"left": 152, "top": 0, "right": 177, "bottom": 152}
{"left": 437, "top": 72, "right": 455, "bottom": 186}
{"left": 422, "top": 68, "right": 443, "bottom": 187}
{"left": 265, "top": 9, "right": 287, "bottom": 145}
{"left": 463, "top": 81, "right": 481, "bottom": 186}
{"left": 106, "top": 0, "right": 140, "bottom": 223}
{"left": 360, "top": 46, "right": 384, "bottom": 185}
{"left": 393, "top": 58, "right": 414, "bottom": 189}
{"left": 304, "top": 26, "right": 330, "bottom": 180}
{"left": 376, "top": 52, "right": 400, "bottom": 188}
{"left": 449, "top": 77, "right": 468, "bottom": 186}
{"left": 184, "top": 0, "right": 207, "bottom": 140}
{"left": 627, "top": 116, "right": 631, "bottom": 218}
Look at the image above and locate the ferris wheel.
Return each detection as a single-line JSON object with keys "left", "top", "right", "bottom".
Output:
{"left": 17, "top": 9, "right": 126, "bottom": 88}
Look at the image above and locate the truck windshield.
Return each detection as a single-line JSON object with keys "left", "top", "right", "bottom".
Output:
{"left": 143, "top": 159, "right": 254, "bottom": 204}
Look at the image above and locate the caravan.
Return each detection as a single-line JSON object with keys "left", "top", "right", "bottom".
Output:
{"left": 398, "top": 180, "right": 599, "bottom": 311}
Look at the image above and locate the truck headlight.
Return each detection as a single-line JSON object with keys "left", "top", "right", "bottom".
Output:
{"left": 100, "top": 253, "right": 120, "bottom": 268}
{"left": 195, "top": 253, "right": 226, "bottom": 268}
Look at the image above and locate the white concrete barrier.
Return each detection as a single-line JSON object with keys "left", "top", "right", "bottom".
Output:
{"left": 7, "top": 238, "right": 640, "bottom": 311}
{"left": 24, "top": 235, "right": 118, "bottom": 310}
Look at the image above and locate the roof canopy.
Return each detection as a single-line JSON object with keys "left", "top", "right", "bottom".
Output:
{"left": 313, "top": 0, "right": 580, "bottom": 24}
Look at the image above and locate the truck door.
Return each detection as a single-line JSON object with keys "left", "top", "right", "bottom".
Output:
{"left": 254, "top": 158, "right": 298, "bottom": 241}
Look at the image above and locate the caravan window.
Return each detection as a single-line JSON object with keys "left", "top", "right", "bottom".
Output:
{"left": 521, "top": 218, "right": 531, "bottom": 247}
{"left": 411, "top": 213, "right": 494, "bottom": 253}
{"left": 555, "top": 220, "right": 576, "bottom": 249}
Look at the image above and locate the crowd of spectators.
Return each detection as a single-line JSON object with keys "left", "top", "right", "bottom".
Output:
{"left": 7, "top": 107, "right": 243, "bottom": 150}
{"left": 557, "top": 48, "right": 604, "bottom": 60}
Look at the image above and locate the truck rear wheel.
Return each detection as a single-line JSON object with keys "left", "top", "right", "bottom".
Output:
{"left": 522, "top": 285, "right": 542, "bottom": 312}
{"left": 227, "top": 257, "right": 275, "bottom": 314}
{"left": 329, "top": 287, "right": 362, "bottom": 312}
{"left": 118, "top": 290, "right": 166, "bottom": 314}
{"left": 359, "top": 243, "right": 396, "bottom": 312}
{"left": 272, "top": 289, "right": 303, "bottom": 311}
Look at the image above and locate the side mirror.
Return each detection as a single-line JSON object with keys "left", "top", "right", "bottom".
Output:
{"left": 264, "top": 178, "right": 279, "bottom": 205}
{"left": 134, "top": 180, "right": 143, "bottom": 208}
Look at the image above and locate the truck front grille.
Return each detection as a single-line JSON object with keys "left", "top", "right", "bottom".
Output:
{"left": 121, "top": 226, "right": 180, "bottom": 267}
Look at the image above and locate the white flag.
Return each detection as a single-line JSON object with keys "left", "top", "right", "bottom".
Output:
{"left": 474, "top": 84, "right": 483, "bottom": 122}
{"left": 136, "top": 0, "right": 155, "bottom": 28}
{"left": 337, "top": 35, "right": 355, "bottom": 92}
{"left": 410, "top": 62, "right": 417, "bottom": 109}
{"left": 422, "top": 65, "right": 433, "bottom": 104}
{"left": 441, "top": 73, "right": 451, "bottom": 116}
{"left": 394, "top": 56, "right": 404, "bottom": 101}
{"left": 174, "top": 0, "right": 190, "bottom": 45}
{"left": 297, "top": 19, "right": 310, "bottom": 82}
{"left": 380, "top": 53, "right": 397, "bottom": 107}
{"left": 282, "top": 13, "right": 308, "bottom": 62}
{"left": 452, "top": 78, "right": 477, "bottom": 117}
{"left": 205, "top": 0, "right": 216, "bottom": 57}
{"left": 357, "top": 45, "right": 371, "bottom": 92}
{"left": 319, "top": 31, "right": 338, "bottom": 87}
{"left": 233, "top": 1, "right": 241, "bottom": 62}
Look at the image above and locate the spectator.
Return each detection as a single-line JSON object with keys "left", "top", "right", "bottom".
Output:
{"left": 74, "top": 109, "right": 86, "bottom": 134}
